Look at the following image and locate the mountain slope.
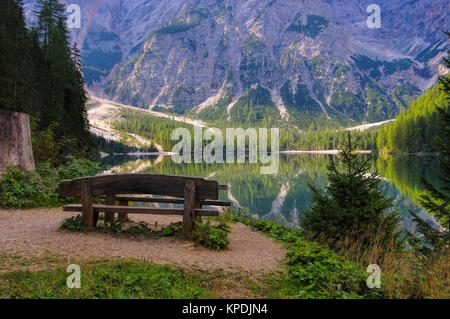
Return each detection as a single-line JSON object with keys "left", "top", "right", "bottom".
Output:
{"left": 24, "top": 0, "right": 450, "bottom": 129}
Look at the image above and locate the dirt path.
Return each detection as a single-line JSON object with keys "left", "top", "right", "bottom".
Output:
{"left": 0, "top": 208, "right": 286, "bottom": 273}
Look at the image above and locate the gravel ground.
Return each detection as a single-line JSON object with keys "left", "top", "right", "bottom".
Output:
{"left": 0, "top": 208, "right": 286, "bottom": 273}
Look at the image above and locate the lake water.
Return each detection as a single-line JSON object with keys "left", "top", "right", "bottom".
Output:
{"left": 101, "top": 154, "right": 441, "bottom": 231}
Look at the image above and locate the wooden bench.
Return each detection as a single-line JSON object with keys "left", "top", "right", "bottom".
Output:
{"left": 60, "top": 173, "right": 230, "bottom": 233}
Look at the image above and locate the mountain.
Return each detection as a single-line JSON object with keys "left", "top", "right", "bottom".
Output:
{"left": 23, "top": 0, "right": 449, "bottom": 129}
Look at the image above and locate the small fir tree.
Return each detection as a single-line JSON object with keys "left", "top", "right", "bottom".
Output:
{"left": 300, "top": 133, "right": 400, "bottom": 249}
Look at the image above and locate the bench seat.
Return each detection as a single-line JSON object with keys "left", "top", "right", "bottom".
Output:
{"left": 63, "top": 204, "right": 220, "bottom": 217}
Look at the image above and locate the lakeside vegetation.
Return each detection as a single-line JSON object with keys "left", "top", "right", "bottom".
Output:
{"left": 0, "top": 0, "right": 448, "bottom": 301}
{"left": 377, "top": 81, "right": 448, "bottom": 154}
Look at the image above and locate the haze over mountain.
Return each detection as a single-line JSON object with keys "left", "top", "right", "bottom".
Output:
{"left": 24, "top": 0, "right": 449, "bottom": 129}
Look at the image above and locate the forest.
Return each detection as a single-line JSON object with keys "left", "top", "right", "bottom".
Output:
{"left": 0, "top": 0, "right": 96, "bottom": 164}
{"left": 377, "top": 81, "right": 449, "bottom": 153}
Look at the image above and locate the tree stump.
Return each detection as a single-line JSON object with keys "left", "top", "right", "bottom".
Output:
{"left": 0, "top": 112, "right": 35, "bottom": 175}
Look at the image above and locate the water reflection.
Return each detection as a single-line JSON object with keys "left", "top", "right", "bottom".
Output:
{"left": 100, "top": 154, "right": 441, "bottom": 230}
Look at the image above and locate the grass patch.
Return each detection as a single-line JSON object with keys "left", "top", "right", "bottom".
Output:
{"left": 0, "top": 260, "right": 209, "bottom": 299}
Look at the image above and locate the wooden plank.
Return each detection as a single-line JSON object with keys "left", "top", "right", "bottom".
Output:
{"left": 81, "top": 180, "right": 94, "bottom": 227}
{"left": 183, "top": 180, "right": 195, "bottom": 233}
{"left": 104, "top": 194, "right": 115, "bottom": 224}
{"left": 203, "top": 200, "right": 231, "bottom": 207}
{"left": 218, "top": 184, "right": 228, "bottom": 191}
{"left": 60, "top": 174, "right": 218, "bottom": 200}
{"left": 109, "top": 196, "right": 231, "bottom": 207}
{"left": 112, "top": 196, "right": 184, "bottom": 204}
{"left": 118, "top": 200, "right": 128, "bottom": 222}
{"left": 63, "top": 204, "right": 219, "bottom": 216}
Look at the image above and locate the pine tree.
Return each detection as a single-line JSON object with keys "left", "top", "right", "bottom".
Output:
{"left": 414, "top": 32, "right": 450, "bottom": 252}
{"left": 0, "top": 0, "right": 33, "bottom": 113}
{"left": 1, "top": 0, "right": 95, "bottom": 163}
{"left": 300, "top": 132, "right": 400, "bottom": 249}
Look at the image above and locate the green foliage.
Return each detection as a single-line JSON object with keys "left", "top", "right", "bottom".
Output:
{"left": 82, "top": 48, "right": 122, "bottom": 85}
{"left": 112, "top": 109, "right": 194, "bottom": 150}
{"left": 192, "top": 95, "right": 231, "bottom": 123}
{"left": 391, "top": 83, "right": 420, "bottom": 111}
{"left": 281, "top": 81, "right": 322, "bottom": 114}
{"left": 59, "top": 215, "right": 84, "bottom": 231}
{"left": 293, "top": 127, "right": 379, "bottom": 151}
{"left": 215, "top": 208, "right": 381, "bottom": 298}
{"left": 300, "top": 133, "right": 400, "bottom": 249}
{"left": 155, "top": 17, "right": 201, "bottom": 35}
{"left": 307, "top": 56, "right": 325, "bottom": 76}
{"left": 60, "top": 215, "right": 184, "bottom": 239}
{"left": 92, "top": 134, "right": 157, "bottom": 155}
{"left": 0, "top": 0, "right": 95, "bottom": 163}
{"left": 0, "top": 261, "right": 208, "bottom": 298}
{"left": 192, "top": 221, "right": 231, "bottom": 251}
{"left": 60, "top": 216, "right": 231, "bottom": 251}
{"left": 377, "top": 81, "right": 448, "bottom": 153}
{"left": 228, "top": 85, "right": 281, "bottom": 127}
{"left": 0, "top": 158, "right": 101, "bottom": 208}
{"left": 365, "top": 84, "right": 396, "bottom": 122}
{"left": 0, "top": 166, "right": 59, "bottom": 208}
{"left": 287, "top": 15, "right": 329, "bottom": 39}
{"left": 415, "top": 38, "right": 450, "bottom": 252}
{"left": 352, "top": 55, "right": 413, "bottom": 80}
{"left": 329, "top": 90, "right": 364, "bottom": 121}
{"left": 283, "top": 242, "right": 376, "bottom": 298}
{"left": 56, "top": 155, "right": 101, "bottom": 180}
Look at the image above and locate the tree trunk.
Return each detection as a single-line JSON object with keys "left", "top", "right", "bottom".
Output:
{"left": 0, "top": 112, "right": 35, "bottom": 175}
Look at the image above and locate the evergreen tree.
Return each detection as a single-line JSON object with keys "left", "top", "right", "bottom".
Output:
{"left": 300, "top": 133, "right": 400, "bottom": 249}
{"left": 0, "top": 0, "right": 34, "bottom": 113}
{"left": 0, "top": 0, "right": 95, "bottom": 163}
{"left": 414, "top": 32, "right": 450, "bottom": 252}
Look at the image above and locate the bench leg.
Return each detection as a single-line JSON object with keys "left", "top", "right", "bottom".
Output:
{"left": 118, "top": 200, "right": 128, "bottom": 222}
{"left": 81, "top": 180, "right": 94, "bottom": 227}
{"left": 183, "top": 180, "right": 195, "bottom": 233}
{"left": 105, "top": 195, "right": 115, "bottom": 224}
{"left": 194, "top": 200, "right": 202, "bottom": 222}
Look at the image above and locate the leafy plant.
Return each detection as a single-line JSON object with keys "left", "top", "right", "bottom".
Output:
{"left": 60, "top": 215, "right": 84, "bottom": 231}
{"left": 0, "top": 166, "right": 59, "bottom": 208}
{"left": 215, "top": 208, "right": 383, "bottom": 298}
{"left": 0, "top": 157, "right": 101, "bottom": 209}
{"left": 191, "top": 221, "right": 231, "bottom": 251}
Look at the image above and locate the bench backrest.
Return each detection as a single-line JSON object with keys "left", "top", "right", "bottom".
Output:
{"left": 60, "top": 173, "right": 219, "bottom": 200}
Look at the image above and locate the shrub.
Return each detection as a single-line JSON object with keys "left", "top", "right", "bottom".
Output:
{"left": 215, "top": 208, "right": 383, "bottom": 298}
{"left": 60, "top": 215, "right": 84, "bottom": 231}
{"left": 283, "top": 241, "right": 377, "bottom": 298}
{"left": 0, "top": 166, "right": 59, "bottom": 208}
{"left": 0, "top": 157, "right": 101, "bottom": 209}
{"left": 191, "top": 221, "right": 231, "bottom": 251}
{"left": 56, "top": 155, "right": 100, "bottom": 181}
